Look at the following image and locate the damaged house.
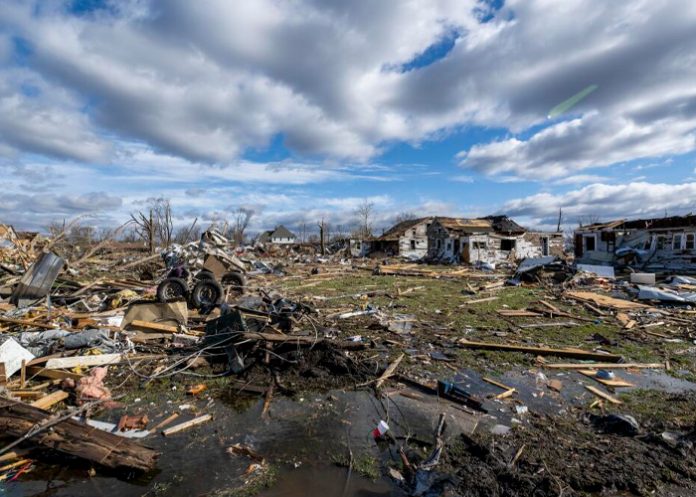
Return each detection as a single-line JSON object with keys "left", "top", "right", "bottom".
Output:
{"left": 350, "top": 218, "right": 433, "bottom": 258}
{"left": 574, "top": 214, "right": 696, "bottom": 272}
{"left": 427, "top": 216, "right": 563, "bottom": 264}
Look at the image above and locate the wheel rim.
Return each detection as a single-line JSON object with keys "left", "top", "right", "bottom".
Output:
{"left": 198, "top": 285, "right": 217, "bottom": 304}
{"left": 164, "top": 284, "right": 184, "bottom": 300}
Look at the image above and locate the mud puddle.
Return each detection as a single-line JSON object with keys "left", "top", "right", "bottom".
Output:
{"left": 5, "top": 389, "right": 475, "bottom": 497}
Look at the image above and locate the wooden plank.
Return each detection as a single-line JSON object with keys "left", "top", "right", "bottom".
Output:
{"left": 162, "top": 414, "right": 212, "bottom": 436}
{"left": 0, "top": 316, "right": 58, "bottom": 330}
{"left": 127, "top": 320, "right": 179, "bottom": 334}
{"left": 458, "top": 296, "right": 498, "bottom": 306}
{"left": 457, "top": 339, "right": 623, "bottom": 362}
{"left": 497, "top": 310, "right": 542, "bottom": 317}
{"left": 30, "top": 390, "right": 69, "bottom": 410}
{"left": 495, "top": 389, "right": 515, "bottom": 400}
{"left": 543, "top": 362, "right": 665, "bottom": 370}
{"left": 149, "top": 413, "right": 179, "bottom": 433}
{"left": 376, "top": 354, "right": 404, "bottom": 389}
{"left": 482, "top": 376, "right": 514, "bottom": 391}
{"left": 26, "top": 366, "right": 83, "bottom": 381}
{"left": 577, "top": 370, "right": 635, "bottom": 388}
{"left": 45, "top": 354, "right": 123, "bottom": 370}
{"left": 584, "top": 385, "right": 622, "bottom": 404}
{"left": 565, "top": 291, "right": 648, "bottom": 310}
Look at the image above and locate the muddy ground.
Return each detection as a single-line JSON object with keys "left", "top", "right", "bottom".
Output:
{"left": 6, "top": 265, "right": 696, "bottom": 496}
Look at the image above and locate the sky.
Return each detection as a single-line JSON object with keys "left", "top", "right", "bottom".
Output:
{"left": 1, "top": 0, "right": 696, "bottom": 236}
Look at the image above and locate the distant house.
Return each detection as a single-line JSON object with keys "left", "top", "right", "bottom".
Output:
{"left": 427, "top": 216, "right": 563, "bottom": 264}
{"left": 574, "top": 214, "right": 696, "bottom": 271}
{"left": 257, "top": 225, "right": 297, "bottom": 245}
{"left": 367, "top": 217, "right": 433, "bottom": 258}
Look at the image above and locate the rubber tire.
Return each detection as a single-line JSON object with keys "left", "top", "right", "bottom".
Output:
{"left": 191, "top": 279, "right": 224, "bottom": 307}
{"left": 196, "top": 270, "right": 215, "bottom": 280}
{"left": 221, "top": 271, "right": 246, "bottom": 296}
{"left": 157, "top": 277, "right": 189, "bottom": 302}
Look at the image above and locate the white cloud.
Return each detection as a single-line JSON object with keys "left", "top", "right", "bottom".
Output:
{"left": 502, "top": 182, "right": 696, "bottom": 226}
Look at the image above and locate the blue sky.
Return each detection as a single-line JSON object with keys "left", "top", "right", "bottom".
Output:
{"left": 1, "top": 0, "right": 695, "bottom": 235}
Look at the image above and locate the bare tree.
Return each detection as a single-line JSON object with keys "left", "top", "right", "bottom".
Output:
{"left": 394, "top": 211, "right": 417, "bottom": 224}
{"left": 318, "top": 218, "right": 328, "bottom": 255}
{"left": 173, "top": 218, "right": 200, "bottom": 244}
{"left": 355, "top": 200, "right": 374, "bottom": 239}
{"left": 298, "top": 219, "right": 308, "bottom": 243}
{"left": 332, "top": 224, "right": 348, "bottom": 241}
{"left": 231, "top": 207, "right": 254, "bottom": 246}
{"left": 130, "top": 197, "right": 174, "bottom": 252}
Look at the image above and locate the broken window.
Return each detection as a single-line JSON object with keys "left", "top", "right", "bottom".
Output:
{"left": 584, "top": 235, "right": 596, "bottom": 251}
{"left": 687, "top": 233, "right": 695, "bottom": 250}
{"left": 473, "top": 241, "right": 487, "bottom": 250}
{"left": 436, "top": 239, "right": 441, "bottom": 249}
{"left": 673, "top": 234, "right": 683, "bottom": 250}
{"left": 410, "top": 240, "right": 416, "bottom": 250}
{"left": 500, "top": 239, "right": 516, "bottom": 251}
{"left": 447, "top": 241, "right": 452, "bottom": 250}
{"left": 656, "top": 235, "right": 666, "bottom": 250}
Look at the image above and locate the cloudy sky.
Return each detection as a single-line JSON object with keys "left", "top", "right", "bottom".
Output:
{"left": 1, "top": 0, "right": 695, "bottom": 235}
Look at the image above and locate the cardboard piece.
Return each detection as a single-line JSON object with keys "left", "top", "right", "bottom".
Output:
{"left": 121, "top": 301, "right": 188, "bottom": 329}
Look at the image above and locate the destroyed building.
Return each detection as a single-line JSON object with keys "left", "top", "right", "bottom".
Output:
{"left": 427, "top": 216, "right": 563, "bottom": 264}
{"left": 574, "top": 214, "right": 696, "bottom": 272}
{"left": 256, "top": 225, "right": 297, "bottom": 245}
{"left": 350, "top": 217, "right": 433, "bottom": 258}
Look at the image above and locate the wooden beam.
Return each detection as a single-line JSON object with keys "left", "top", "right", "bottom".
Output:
{"left": 0, "top": 399, "right": 158, "bottom": 471}
{"left": 45, "top": 354, "right": 123, "bottom": 369}
{"left": 543, "top": 362, "right": 665, "bottom": 370}
{"left": 584, "top": 385, "right": 622, "bottom": 404}
{"left": 162, "top": 414, "right": 212, "bottom": 436}
{"left": 457, "top": 339, "right": 623, "bottom": 362}
{"left": 0, "top": 316, "right": 57, "bottom": 330}
{"left": 26, "top": 366, "right": 83, "bottom": 381}
{"left": 127, "top": 320, "right": 179, "bottom": 334}
{"left": 30, "top": 390, "right": 69, "bottom": 410}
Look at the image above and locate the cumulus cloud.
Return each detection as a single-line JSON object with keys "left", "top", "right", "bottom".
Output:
{"left": 501, "top": 182, "right": 696, "bottom": 226}
{"left": 1, "top": 0, "right": 694, "bottom": 173}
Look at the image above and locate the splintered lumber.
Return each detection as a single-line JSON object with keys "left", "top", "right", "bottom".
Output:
{"left": 0, "top": 399, "right": 157, "bottom": 471}
{"left": 26, "top": 366, "right": 83, "bottom": 381}
{"left": 0, "top": 316, "right": 57, "bottom": 330}
{"left": 459, "top": 296, "right": 498, "bottom": 306}
{"left": 30, "top": 390, "right": 69, "bottom": 410}
{"left": 584, "top": 385, "right": 622, "bottom": 404}
{"left": 162, "top": 414, "right": 212, "bottom": 436}
{"left": 565, "top": 291, "right": 648, "bottom": 310}
{"left": 128, "top": 320, "right": 179, "bottom": 334}
{"left": 45, "top": 353, "right": 123, "bottom": 369}
{"left": 543, "top": 362, "right": 665, "bottom": 369}
{"left": 497, "top": 310, "right": 542, "bottom": 317}
{"left": 149, "top": 413, "right": 179, "bottom": 433}
{"left": 482, "top": 376, "right": 514, "bottom": 391}
{"left": 457, "top": 339, "right": 623, "bottom": 362}
{"left": 375, "top": 353, "right": 405, "bottom": 389}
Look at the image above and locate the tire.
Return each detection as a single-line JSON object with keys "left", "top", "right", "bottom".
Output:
{"left": 196, "top": 270, "right": 215, "bottom": 280}
{"left": 192, "top": 279, "right": 224, "bottom": 307}
{"left": 221, "top": 271, "right": 246, "bottom": 296}
{"left": 157, "top": 278, "right": 189, "bottom": 302}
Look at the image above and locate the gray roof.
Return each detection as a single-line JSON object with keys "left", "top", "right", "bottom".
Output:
{"left": 270, "top": 225, "right": 295, "bottom": 239}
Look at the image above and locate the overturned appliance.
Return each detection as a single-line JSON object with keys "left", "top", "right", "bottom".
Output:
{"left": 10, "top": 251, "right": 65, "bottom": 306}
